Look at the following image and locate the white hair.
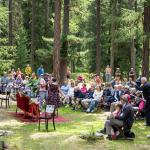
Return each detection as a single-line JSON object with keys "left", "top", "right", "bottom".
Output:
{"left": 141, "top": 77, "right": 147, "bottom": 82}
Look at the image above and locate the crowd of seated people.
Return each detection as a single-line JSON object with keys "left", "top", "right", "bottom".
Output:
{"left": 0, "top": 67, "right": 145, "bottom": 115}
{"left": 0, "top": 66, "right": 148, "bottom": 139}
{"left": 0, "top": 66, "right": 145, "bottom": 113}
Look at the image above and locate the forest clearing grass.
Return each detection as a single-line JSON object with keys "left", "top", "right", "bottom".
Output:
{"left": 0, "top": 107, "right": 150, "bottom": 150}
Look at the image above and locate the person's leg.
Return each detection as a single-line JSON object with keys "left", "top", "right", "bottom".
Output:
{"left": 82, "top": 99, "right": 90, "bottom": 109}
{"left": 145, "top": 102, "right": 150, "bottom": 125}
{"left": 87, "top": 100, "right": 96, "bottom": 112}
{"left": 105, "top": 74, "right": 108, "bottom": 82}
{"left": 110, "top": 118, "right": 124, "bottom": 127}
{"left": 105, "top": 120, "right": 112, "bottom": 136}
{"left": 39, "top": 91, "right": 45, "bottom": 111}
{"left": 108, "top": 74, "right": 110, "bottom": 82}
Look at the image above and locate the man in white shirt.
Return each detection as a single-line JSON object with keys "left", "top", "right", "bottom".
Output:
{"left": 38, "top": 74, "right": 48, "bottom": 111}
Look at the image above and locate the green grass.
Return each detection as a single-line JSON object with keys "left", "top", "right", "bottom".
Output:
{"left": 0, "top": 107, "right": 150, "bottom": 150}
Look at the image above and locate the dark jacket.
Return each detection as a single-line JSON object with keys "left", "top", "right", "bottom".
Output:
{"left": 140, "top": 83, "right": 150, "bottom": 103}
{"left": 116, "top": 103, "right": 134, "bottom": 130}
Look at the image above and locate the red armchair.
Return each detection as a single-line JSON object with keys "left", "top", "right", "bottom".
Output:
{"left": 16, "top": 92, "right": 39, "bottom": 118}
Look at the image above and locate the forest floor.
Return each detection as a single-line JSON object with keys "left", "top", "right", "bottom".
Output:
{"left": 0, "top": 103, "right": 150, "bottom": 150}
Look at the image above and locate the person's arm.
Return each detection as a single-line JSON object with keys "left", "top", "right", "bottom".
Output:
{"left": 115, "top": 107, "right": 129, "bottom": 121}
{"left": 59, "top": 88, "right": 65, "bottom": 98}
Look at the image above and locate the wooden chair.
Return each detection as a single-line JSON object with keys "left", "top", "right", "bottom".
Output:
{"left": 38, "top": 105, "right": 56, "bottom": 132}
{"left": 0, "top": 91, "right": 11, "bottom": 109}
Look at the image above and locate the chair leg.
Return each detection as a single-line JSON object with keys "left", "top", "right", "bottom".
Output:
{"left": 6, "top": 99, "right": 7, "bottom": 109}
{"left": 8, "top": 99, "right": 10, "bottom": 108}
{"left": 0, "top": 100, "right": 2, "bottom": 108}
{"left": 46, "top": 119, "right": 48, "bottom": 132}
{"left": 38, "top": 119, "right": 40, "bottom": 131}
{"left": 53, "top": 115, "right": 56, "bottom": 130}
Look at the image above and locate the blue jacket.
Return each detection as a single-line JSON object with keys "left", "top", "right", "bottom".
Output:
{"left": 37, "top": 67, "right": 44, "bottom": 77}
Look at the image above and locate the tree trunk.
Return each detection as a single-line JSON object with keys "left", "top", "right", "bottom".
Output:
{"left": 53, "top": 0, "right": 61, "bottom": 83}
{"left": 128, "top": 0, "right": 136, "bottom": 70}
{"left": 8, "top": 0, "right": 13, "bottom": 45}
{"left": 60, "top": 0, "right": 70, "bottom": 84}
{"left": 31, "top": 0, "right": 36, "bottom": 70}
{"left": 96, "top": 0, "right": 101, "bottom": 75}
{"left": 130, "top": 38, "right": 136, "bottom": 69}
{"left": 45, "top": 0, "right": 50, "bottom": 36}
{"left": 110, "top": 0, "right": 117, "bottom": 75}
{"left": 142, "top": 1, "right": 150, "bottom": 79}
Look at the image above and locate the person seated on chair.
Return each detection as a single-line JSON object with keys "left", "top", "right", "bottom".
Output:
{"left": 86, "top": 86, "right": 103, "bottom": 113}
{"left": 15, "top": 75, "right": 23, "bottom": 86}
{"left": 79, "top": 83, "right": 88, "bottom": 99}
{"left": 127, "top": 77, "right": 136, "bottom": 88}
{"left": 66, "top": 81, "right": 75, "bottom": 106}
{"left": 81, "top": 85, "right": 95, "bottom": 110}
{"left": 72, "top": 82, "right": 81, "bottom": 110}
{"left": 123, "top": 85, "right": 130, "bottom": 95}
{"left": 60, "top": 80, "right": 70, "bottom": 104}
{"left": 61, "top": 80, "right": 69, "bottom": 96}
{"left": 102, "top": 83, "right": 114, "bottom": 106}
{"left": 0, "top": 72, "right": 9, "bottom": 93}
{"left": 99, "top": 95, "right": 134, "bottom": 140}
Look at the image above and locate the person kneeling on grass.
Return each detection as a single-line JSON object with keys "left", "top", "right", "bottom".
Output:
{"left": 98, "top": 95, "right": 134, "bottom": 140}
{"left": 107, "top": 103, "right": 123, "bottom": 139}
{"left": 86, "top": 86, "right": 103, "bottom": 113}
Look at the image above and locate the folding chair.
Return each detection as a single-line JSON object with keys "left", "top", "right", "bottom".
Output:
{"left": 38, "top": 105, "right": 56, "bottom": 132}
{"left": 0, "top": 91, "right": 11, "bottom": 109}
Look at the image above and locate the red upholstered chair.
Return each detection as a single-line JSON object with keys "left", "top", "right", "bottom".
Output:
{"left": 21, "top": 95, "right": 30, "bottom": 112}
{"left": 16, "top": 93, "right": 30, "bottom": 114}
{"left": 16, "top": 92, "right": 22, "bottom": 113}
{"left": 16, "top": 92, "right": 39, "bottom": 118}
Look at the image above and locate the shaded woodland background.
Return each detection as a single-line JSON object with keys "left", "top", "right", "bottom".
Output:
{"left": 0, "top": 0, "right": 150, "bottom": 83}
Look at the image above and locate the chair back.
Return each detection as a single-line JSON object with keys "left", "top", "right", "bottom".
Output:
{"left": 45, "top": 105, "right": 55, "bottom": 118}
{"left": 21, "top": 95, "right": 30, "bottom": 112}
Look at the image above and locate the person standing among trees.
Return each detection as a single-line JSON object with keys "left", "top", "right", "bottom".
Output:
{"left": 129, "top": 68, "right": 135, "bottom": 81}
{"left": 115, "top": 68, "right": 121, "bottom": 77}
{"left": 25, "top": 64, "right": 32, "bottom": 77}
{"left": 105, "top": 65, "right": 112, "bottom": 82}
{"left": 16, "top": 68, "right": 22, "bottom": 77}
{"left": 37, "top": 65, "right": 44, "bottom": 77}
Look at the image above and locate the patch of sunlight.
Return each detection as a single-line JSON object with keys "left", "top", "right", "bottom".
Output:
{"left": 30, "top": 132, "right": 65, "bottom": 140}
{"left": 62, "top": 135, "right": 81, "bottom": 144}
{"left": 0, "top": 119, "right": 24, "bottom": 127}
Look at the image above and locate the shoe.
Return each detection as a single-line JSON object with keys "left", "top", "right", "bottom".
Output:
{"left": 144, "top": 124, "right": 150, "bottom": 126}
{"left": 97, "top": 128, "right": 106, "bottom": 134}
{"left": 106, "top": 135, "right": 112, "bottom": 140}
{"left": 86, "top": 109, "right": 90, "bottom": 113}
{"left": 95, "top": 132, "right": 104, "bottom": 137}
{"left": 71, "top": 107, "right": 75, "bottom": 110}
{"left": 65, "top": 104, "right": 69, "bottom": 108}
{"left": 111, "top": 134, "right": 117, "bottom": 140}
{"left": 147, "top": 135, "right": 150, "bottom": 138}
